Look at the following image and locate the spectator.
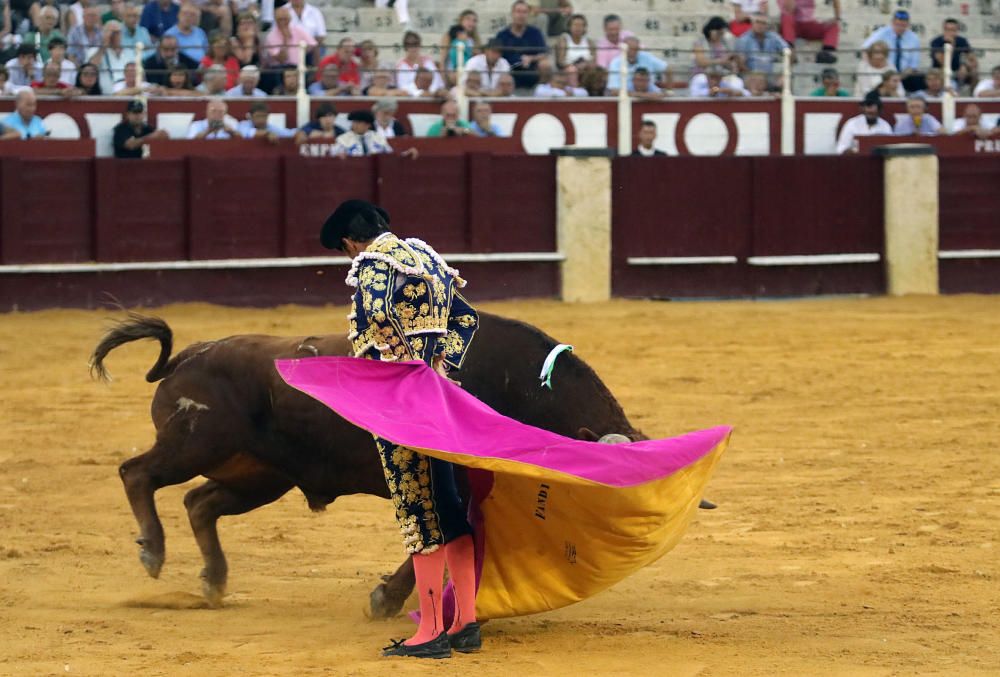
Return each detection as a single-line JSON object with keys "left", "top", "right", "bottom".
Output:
{"left": 403, "top": 66, "right": 449, "bottom": 98}
{"left": 63, "top": 0, "right": 93, "bottom": 34}
{"left": 113, "top": 60, "right": 163, "bottom": 94}
{"left": 917, "top": 68, "right": 951, "bottom": 99}
{"left": 237, "top": 100, "right": 294, "bottom": 141}
{"left": 140, "top": 0, "right": 180, "bottom": 39}
{"left": 395, "top": 31, "right": 445, "bottom": 93}
{"left": 607, "top": 37, "right": 669, "bottom": 94}
{"left": 836, "top": 93, "right": 892, "bottom": 154}
{"left": 31, "top": 61, "right": 73, "bottom": 96}
{"left": 427, "top": 99, "right": 472, "bottom": 136}
{"left": 952, "top": 103, "right": 999, "bottom": 139}
{"left": 287, "top": 0, "right": 326, "bottom": 44}
{"left": 469, "top": 100, "right": 504, "bottom": 137}
{"left": 226, "top": 64, "right": 266, "bottom": 96}
{"left": 692, "top": 16, "right": 738, "bottom": 80}
{"left": 745, "top": 70, "right": 770, "bottom": 96}
{"left": 142, "top": 35, "right": 198, "bottom": 86}
{"left": 629, "top": 66, "right": 667, "bottom": 99}
{"left": 536, "top": 0, "right": 573, "bottom": 37}
{"left": 200, "top": 32, "right": 239, "bottom": 89}
{"left": 495, "top": 0, "right": 548, "bottom": 88}
{"left": 195, "top": 62, "right": 228, "bottom": 94}
{"left": 231, "top": 12, "right": 261, "bottom": 70}
{"left": 735, "top": 14, "right": 789, "bottom": 86}
{"left": 854, "top": 40, "right": 896, "bottom": 97}
{"left": 5, "top": 45, "right": 41, "bottom": 88}
{"left": 112, "top": 99, "right": 167, "bottom": 157}
{"left": 439, "top": 9, "right": 481, "bottom": 75}
{"left": 102, "top": 0, "right": 125, "bottom": 24}
{"left": 463, "top": 38, "right": 511, "bottom": 92}
{"left": 68, "top": 6, "right": 104, "bottom": 64}
{"left": 271, "top": 66, "right": 299, "bottom": 95}
{"left": 187, "top": 97, "right": 238, "bottom": 138}
{"left": 0, "top": 89, "right": 47, "bottom": 139}
{"left": 810, "top": 67, "right": 849, "bottom": 96}
{"left": 449, "top": 68, "right": 481, "bottom": 98}
{"left": 443, "top": 24, "right": 474, "bottom": 79}
{"left": 595, "top": 13, "right": 634, "bottom": 70}
{"left": 357, "top": 39, "right": 381, "bottom": 90}
{"left": 0, "top": 66, "right": 17, "bottom": 96}
{"left": 121, "top": 3, "right": 154, "bottom": 60}
{"left": 316, "top": 37, "right": 360, "bottom": 87}
{"left": 533, "top": 59, "right": 587, "bottom": 97}
{"left": 44, "top": 38, "right": 77, "bottom": 87}
{"left": 780, "top": 0, "right": 840, "bottom": 64}
{"left": 73, "top": 62, "right": 102, "bottom": 94}
{"left": 973, "top": 65, "right": 1000, "bottom": 97}
{"left": 296, "top": 102, "right": 345, "bottom": 141}
{"left": 861, "top": 9, "right": 921, "bottom": 92}
{"left": 731, "top": 0, "right": 767, "bottom": 37}
{"left": 308, "top": 62, "right": 358, "bottom": 96}
{"left": 894, "top": 95, "right": 941, "bottom": 136}
{"left": 23, "top": 5, "right": 63, "bottom": 62}
{"left": 88, "top": 20, "right": 131, "bottom": 94}
{"left": 162, "top": 64, "right": 198, "bottom": 95}
{"left": 632, "top": 120, "right": 665, "bottom": 156}
{"left": 264, "top": 5, "right": 318, "bottom": 69}
{"left": 691, "top": 64, "right": 748, "bottom": 97}
{"left": 494, "top": 71, "right": 517, "bottom": 97}
{"left": 930, "top": 17, "right": 976, "bottom": 92}
{"left": 333, "top": 109, "right": 392, "bottom": 156}
{"left": 363, "top": 68, "right": 407, "bottom": 97}
{"left": 556, "top": 14, "right": 596, "bottom": 70}
{"left": 578, "top": 65, "right": 607, "bottom": 96}
{"left": 871, "top": 70, "right": 903, "bottom": 99}
{"left": 165, "top": 4, "right": 209, "bottom": 64}
{"left": 373, "top": 98, "right": 407, "bottom": 138}
{"left": 197, "top": 0, "right": 233, "bottom": 38}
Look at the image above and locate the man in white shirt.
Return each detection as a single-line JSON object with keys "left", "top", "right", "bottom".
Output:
{"left": 288, "top": 0, "right": 326, "bottom": 43}
{"left": 187, "top": 98, "right": 240, "bottom": 139}
{"left": 462, "top": 39, "right": 511, "bottom": 91}
{"left": 973, "top": 66, "right": 1000, "bottom": 98}
{"left": 836, "top": 94, "right": 892, "bottom": 154}
{"left": 333, "top": 109, "right": 393, "bottom": 156}
{"left": 87, "top": 20, "right": 132, "bottom": 94}
{"left": 533, "top": 65, "right": 587, "bottom": 97}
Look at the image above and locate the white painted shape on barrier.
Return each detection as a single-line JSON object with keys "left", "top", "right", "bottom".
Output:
{"left": 42, "top": 113, "right": 81, "bottom": 139}
{"left": 683, "top": 113, "right": 728, "bottom": 156}
{"left": 335, "top": 112, "right": 350, "bottom": 131}
{"left": 568, "top": 113, "right": 607, "bottom": 148}
{"left": 521, "top": 113, "right": 566, "bottom": 154}
{"left": 640, "top": 113, "right": 679, "bottom": 155}
{"left": 268, "top": 113, "right": 288, "bottom": 130}
{"left": 733, "top": 112, "right": 770, "bottom": 155}
{"left": 803, "top": 113, "right": 843, "bottom": 155}
{"left": 156, "top": 113, "right": 196, "bottom": 139}
{"left": 408, "top": 114, "right": 440, "bottom": 137}
{"left": 981, "top": 113, "right": 999, "bottom": 129}
{"left": 492, "top": 113, "right": 518, "bottom": 137}
{"left": 84, "top": 113, "right": 120, "bottom": 157}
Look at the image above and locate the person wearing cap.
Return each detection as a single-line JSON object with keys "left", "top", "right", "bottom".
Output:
{"left": 164, "top": 3, "right": 209, "bottom": 63}
{"left": 836, "top": 93, "right": 892, "bottom": 155}
{"left": 112, "top": 99, "right": 168, "bottom": 158}
{"left": 893, "top": 94, "right": 941, "bottom": 136}
{"left": 318, "top": 200, "right": 482, "bottom": 658}
{"left": 332, "top": 110, "right": 392, "bottom": 156}
{"left": 226, "top": 65, "right": 267, "bottom": 97}
{"left": 809, "top": 68, "right": 849, "bottom": 96}
{"left": 373, "top": 99, "right": 408, "bottom": 138}
{"left": 462, "top": 38, "right": 511, "bottom": 91}
{"left": 861, "top": 10, "right": 922, "bottom": 91}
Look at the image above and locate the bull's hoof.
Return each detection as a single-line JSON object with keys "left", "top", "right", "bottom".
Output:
{"left": 369, "top": 583, "right": 404, "bottom": 620}
{"left": 199, "top": 568, "right": 226, "bottom": 608}
{"left": 138, "top": 548, "right": 164, "bottom": 579}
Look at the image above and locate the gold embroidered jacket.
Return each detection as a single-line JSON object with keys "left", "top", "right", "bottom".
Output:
{"left": 345, "top": 232, "right": 479, "bottom": 368}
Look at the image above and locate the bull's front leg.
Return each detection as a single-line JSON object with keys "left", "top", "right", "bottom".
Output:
{"left": 369, "top": 556, "right": 415, "bottom": 619}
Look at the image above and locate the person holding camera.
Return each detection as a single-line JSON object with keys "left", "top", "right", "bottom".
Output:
{"left": 426, "top": 100, "right": 472, "bottom": 137}
{"left": 186, "top": 97, "right": 240, "bottom": 139}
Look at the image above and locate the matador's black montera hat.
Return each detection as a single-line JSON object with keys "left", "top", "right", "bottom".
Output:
{"left": 320, "top": 199, "right": 391, "bottom": 250}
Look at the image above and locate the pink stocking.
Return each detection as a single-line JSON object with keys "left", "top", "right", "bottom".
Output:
{"left": 444, "top": 535, "right": 477, "bottom": 633}
{"left": 405, "top": 548, "right": 446, "bottom": 646}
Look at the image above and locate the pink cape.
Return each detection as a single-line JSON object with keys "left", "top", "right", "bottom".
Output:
{"left": 276, "top": 356, "right": 730, "bottom": 620}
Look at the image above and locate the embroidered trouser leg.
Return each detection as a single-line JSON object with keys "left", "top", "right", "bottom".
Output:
{"left": 374, "top": 438, "right": 472, "bottom": 554}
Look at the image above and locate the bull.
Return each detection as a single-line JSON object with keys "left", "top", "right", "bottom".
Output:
{"left": 91, "top": 311, "right": 708, "bottom": 619}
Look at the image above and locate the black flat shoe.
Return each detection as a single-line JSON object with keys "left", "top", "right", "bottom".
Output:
{"left": 382, "top": 632, "right": 452, "bottom": 659}
{"left": 448, "top": 622, "right": 482, "bottom": 653}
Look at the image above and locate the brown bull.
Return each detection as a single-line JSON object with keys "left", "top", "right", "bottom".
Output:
{"left": 91, "top": 311, "right": 653, "bottom": 618}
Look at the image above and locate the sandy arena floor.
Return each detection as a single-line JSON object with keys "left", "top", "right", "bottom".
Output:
{"left": 1, "top": 295, "right": 998, "bottom": 676}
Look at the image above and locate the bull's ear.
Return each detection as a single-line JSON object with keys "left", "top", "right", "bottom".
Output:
{"left": 577, "top": 427, "right": 600, "bottom": 441}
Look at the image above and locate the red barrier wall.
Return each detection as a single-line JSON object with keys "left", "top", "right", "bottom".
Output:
{"left": 938, "top": 156, "right": 1000, "bottom": 294}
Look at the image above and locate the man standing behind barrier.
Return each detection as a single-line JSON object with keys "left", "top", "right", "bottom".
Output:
{"left": 113, "top": 99, "right": 168, "bottom": 158}
{"left": 632, "top": 120, "right": 665, "bottom": 156}
{"left": 495, "top": 0, "right": 548, "bottom": 89}
{"left": 836, "top": 92, "right": 891, "bottom": 154}
{"left": 187, "top": 97, "right": 239, "bottom": 139}
{"left": 319, "top": 200, "right": 481, "bottom": 658}
{"left": 861, "top": 10, "right": 922, "bottom": 92}
{"left": 0, "top": 89, "right": 48, "bottom": 140}
{"left": 893, "top": 95, "right": 941, "bottom": 136}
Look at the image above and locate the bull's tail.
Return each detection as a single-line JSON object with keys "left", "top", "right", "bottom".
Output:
{"left": 90, "top": 312, "right": 175, "bottom": 383}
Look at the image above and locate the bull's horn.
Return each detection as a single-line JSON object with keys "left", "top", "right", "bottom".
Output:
{"left": 597, "top": 433, "right": 631, "bottom": 445}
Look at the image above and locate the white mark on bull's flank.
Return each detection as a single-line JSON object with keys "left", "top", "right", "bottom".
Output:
{"left": 176, "top": 397, "right": 209, "bottom": 412}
